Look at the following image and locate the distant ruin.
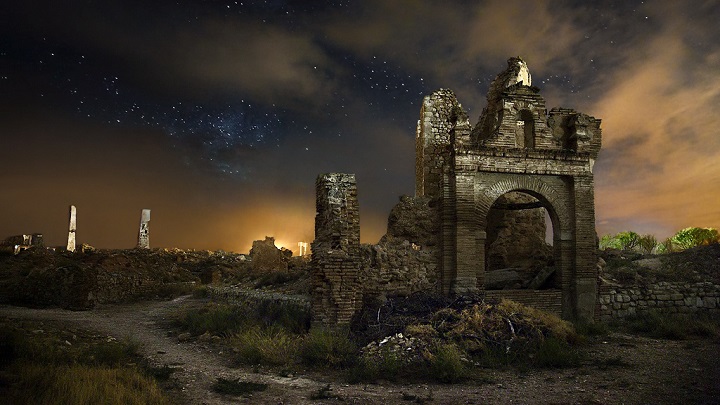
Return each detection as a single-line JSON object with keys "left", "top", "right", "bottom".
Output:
{"left": 137, "top": 209, "right": 151, "bottom": 249}
{"left": 67, "top": 205, "right": 77, "bottom": 252}
{"left": 312, "top": 57, "right": 602, "bottom": 325}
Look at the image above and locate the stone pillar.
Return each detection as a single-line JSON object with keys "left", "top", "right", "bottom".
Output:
{"left": 137, "top": 209, "right": 151, "bottom": 249}
{"left": 311, "top": 173, "right": 361, "bottom": 327}
{"left": 452, "top": 172, "right": 479, "bottom": 294}
{"left": 66, "top": 205, "right": 76, "bottom": 252}
{"left": 573, "top": 175, "right": 599, "bottom": 321}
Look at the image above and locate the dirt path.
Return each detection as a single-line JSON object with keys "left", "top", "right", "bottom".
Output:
{"left": 2, "top": 297, "right": 719, "bottom": 404}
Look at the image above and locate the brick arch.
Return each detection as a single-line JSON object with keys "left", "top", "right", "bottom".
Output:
{"left": 475, "top": 175, "right": 570, "bottom": 234}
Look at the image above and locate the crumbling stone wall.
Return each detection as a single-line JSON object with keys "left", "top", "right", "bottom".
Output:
{"left": 596, "top": 282, "right": 720, "bottom": 320}
{"left": 311, "top": 174, "right": 361, "bottom": 327}
{"left": 357, "top": 195, "right": 441, "bottom": 298}
{"left": 415, "top": 89, "right": 466, "bottom": 197}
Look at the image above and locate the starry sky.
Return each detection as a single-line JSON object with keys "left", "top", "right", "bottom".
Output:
{"left": 2, "top": 0, "right": 719, "bottom": 253}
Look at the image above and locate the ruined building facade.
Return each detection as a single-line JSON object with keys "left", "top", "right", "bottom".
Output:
{"left": 312, "top": 58, "right": 602, "bottom": 325}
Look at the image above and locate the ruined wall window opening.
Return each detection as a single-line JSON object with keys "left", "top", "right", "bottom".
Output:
{"left": 516, "top": 109, "right": 535, "bottom": 148}
{"left": 484, "top": 191, "right": 557, "bottom": 290}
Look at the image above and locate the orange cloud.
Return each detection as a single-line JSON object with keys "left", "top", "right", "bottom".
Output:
{"left": 591, "top": 6, "right": 720, "bottom": 238}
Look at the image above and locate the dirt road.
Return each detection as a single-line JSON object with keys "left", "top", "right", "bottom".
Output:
{"left": 2, "top": 297, "right": 719, "bottom": 404}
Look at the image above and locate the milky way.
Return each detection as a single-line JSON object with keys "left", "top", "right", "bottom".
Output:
{"left": 2, "top": 0, "right": 719, "bottom": 251}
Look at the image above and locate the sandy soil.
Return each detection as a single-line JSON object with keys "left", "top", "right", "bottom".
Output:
{"left": 2, "top": 296, "right": 719, "bottom": 405}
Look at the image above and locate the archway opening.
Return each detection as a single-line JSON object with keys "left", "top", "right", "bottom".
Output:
{"left": 516, "top": 109, "right": 535, "bottom": 148}
{"left": 484, "top": 191, "right": 558, "bottom": 290}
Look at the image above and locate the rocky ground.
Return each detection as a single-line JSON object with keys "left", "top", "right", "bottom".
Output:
{"left": 1, "top": 296, "right": 718, "bottom": 405}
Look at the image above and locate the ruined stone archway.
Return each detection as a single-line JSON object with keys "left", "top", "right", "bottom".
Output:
{"left": 417, "top": 58, "right": 601, "bottom": 321}
{"left": 311, "top": 57, "right": 602, "bottom": 327}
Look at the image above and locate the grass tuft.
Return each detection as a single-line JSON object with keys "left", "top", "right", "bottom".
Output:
{"left": 300, "top": 328, "right": 357, "bottom": 368}
{"left": 430, "top": 343, "right": 466, "bottom": 383}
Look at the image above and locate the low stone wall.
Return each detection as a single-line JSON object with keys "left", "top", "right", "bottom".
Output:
{"left": 207, "top": 285, "right": 310, "bottom": 311}
{"left": 596, "top": 281, "right": 720, "bottom": 321}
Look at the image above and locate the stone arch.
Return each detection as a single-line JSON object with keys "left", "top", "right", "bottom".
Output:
{"left": 477, "top": 175, "right": 570, "bottom": 234}
{"left": 457, "top": 174, "right": 576, "bottom": 316}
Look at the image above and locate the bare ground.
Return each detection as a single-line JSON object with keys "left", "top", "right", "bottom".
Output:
{"left": 1, "top": 297, "right": 719, "bottom": 405}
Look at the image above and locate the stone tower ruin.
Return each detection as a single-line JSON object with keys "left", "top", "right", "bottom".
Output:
{"left": 311, "top": 173, "right": 361, "bottom": 327}
{"left": 312, "top": 57, "right": 602, "bottom": 323}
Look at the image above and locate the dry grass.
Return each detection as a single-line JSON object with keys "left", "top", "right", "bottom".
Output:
{"left": 6, "top": 362, "right": 169, "bottom": 405}
{"left": 0, "top": 319, "right": 171, "bottom": 404}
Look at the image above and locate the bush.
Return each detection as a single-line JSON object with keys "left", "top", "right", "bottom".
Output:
{"left": 637, "top": 234, "right": 658, "bottom": 254}
{"left": 670, "top": 227, "right": 719, "bottom": 250}
{"left": 178, "top": 303, "right": 247, "bottom": 336}
{"left": 430, "top": 343, "right": 466, "bottom": 383}
{"left": 600, "top": 231, "right": 640, "bottom": 251}
{"left": 300, "top": 329, "right": 357, "bottom": 368}
{"left": 253, "top": 300, "right": 310, "bottom": 334}
{"left": 231, "top": 326, "right": 300, "bottom": 366}
{"left": 253, "top": 271, "right": 303, "bottom": 289}
{"left": 176, "top": 301, "right": 310, "bottom": 337}
{"left": 348, "top": 347, "right": 403, "bottom": 383}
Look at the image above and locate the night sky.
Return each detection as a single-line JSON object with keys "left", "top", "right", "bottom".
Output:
{"left": 2, "top": 0, "right": 719, "bottom": 253}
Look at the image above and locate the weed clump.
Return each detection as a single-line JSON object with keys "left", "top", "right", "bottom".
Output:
{"left": 300, "top": 328, "right": 357, "bottom": 368}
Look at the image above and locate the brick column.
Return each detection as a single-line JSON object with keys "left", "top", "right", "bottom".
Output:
{"left": 452, "top": 172, "right": 479, "bottom": 294}
{"left": 311, "top": 174, "right": 361, "bottom": 327}
{"left": 573, "top": 174, "right": 599, "bottom": 321}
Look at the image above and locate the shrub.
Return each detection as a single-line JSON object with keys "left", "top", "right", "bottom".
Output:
{"left": 253, "top": 300, "right": 310, "bottom": 334}
{"left": 600, "top": 231, "right": 641, "bottom": 251}
{"left": 253, "top": 271, "right": 302, "bottom": 289}
{"left": 670, "top": 227, "right": 719, "bottom": 250}
{"left": 430, "top": 343, "right": 466, "bottom": 383}
{"left": 231, "top": 326, "right": 300, "bottom": 366}
{"left": 348, "top": 347, "right": 403, "bottom": 382}
{"left": 300, "top": 328, "right": 357, "bottom": 368}
{"left": 178, "top": 303, "right": 246, "bottom": 336}
{"left": 656, "top": 238, "right": 676, "bottom": 254}
{"left": 637, "top": 234, "right": 658, "bottom": 254}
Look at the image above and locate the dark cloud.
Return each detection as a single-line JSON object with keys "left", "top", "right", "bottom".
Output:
{"left": 2, "top": 0, "right": 719, "bottom": 251}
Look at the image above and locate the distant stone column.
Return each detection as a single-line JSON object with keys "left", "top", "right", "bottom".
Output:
{"left": 137, "top": 209, "right": 151, "bottom": 249}
{"left": 66, "top": 205, "right": 76, "bottom": 252}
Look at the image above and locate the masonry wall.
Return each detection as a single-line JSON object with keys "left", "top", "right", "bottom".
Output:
{"left": 596, "top": 282, "right": 720, "bottom": 321}
{"left": 416, "top": 89, "right": 464, "bottom": 197}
